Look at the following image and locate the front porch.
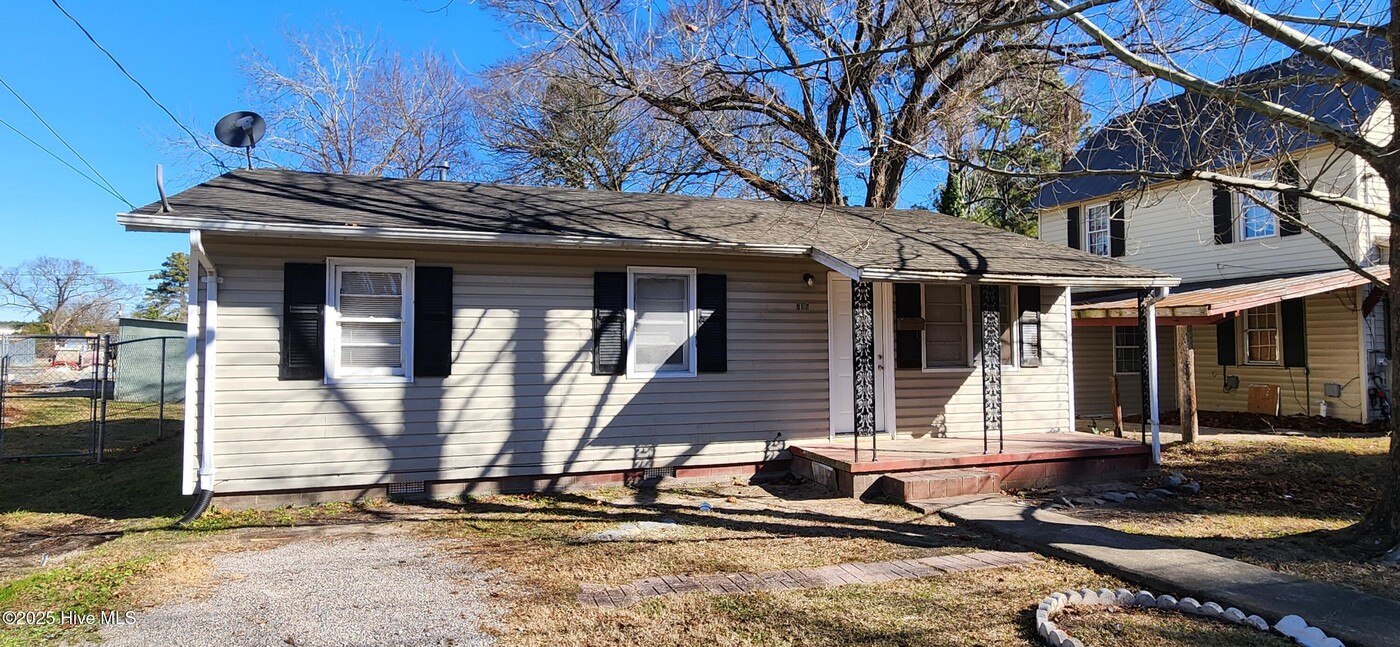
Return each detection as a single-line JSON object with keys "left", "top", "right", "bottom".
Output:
{"left": 790, "top": 433, "right": 1154, "bottom": 500}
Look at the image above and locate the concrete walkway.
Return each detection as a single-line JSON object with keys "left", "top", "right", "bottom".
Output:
{"left": 577, "top": 550, "right": 1034, "bottom": 608}
{"left": 930, "top": 495, "right": 1400, "bottom": 647}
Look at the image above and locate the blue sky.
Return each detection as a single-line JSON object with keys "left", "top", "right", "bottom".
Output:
{"left": 0, "top": 0, "right": 516, "bottom": 319}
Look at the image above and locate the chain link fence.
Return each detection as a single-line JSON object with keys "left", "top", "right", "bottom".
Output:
{"left": 0, "top": 331, "right": 183, "bottom": 462}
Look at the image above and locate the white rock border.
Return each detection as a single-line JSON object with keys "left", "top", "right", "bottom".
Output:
{"left": 1034, "top": 588, "right": 1346, "bottom": 647}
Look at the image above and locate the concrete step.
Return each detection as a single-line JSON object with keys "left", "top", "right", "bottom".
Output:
{"left": 879, "top": 468, "right": 1001, "bottom": 502}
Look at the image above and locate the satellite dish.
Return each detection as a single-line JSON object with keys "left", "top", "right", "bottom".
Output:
{"left": 213, "top": 111, "right": 266, "bottom": 169}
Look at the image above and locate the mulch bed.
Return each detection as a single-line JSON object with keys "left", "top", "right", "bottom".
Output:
{"left": 1124, "top": 410, "right": 1390, "bottom": 435}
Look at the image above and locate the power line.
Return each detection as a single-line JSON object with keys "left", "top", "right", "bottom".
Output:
{"left": 0, "top": 74, "right": 127, "bottom": 202}
{"left": 49, "top": 0, "right": 229, "bottom": 172}
{"left": 0, "top": 116, "right": 134, "bottom": 207}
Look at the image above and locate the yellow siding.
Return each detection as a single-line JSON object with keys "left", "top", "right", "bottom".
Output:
{"left": 1039, "top": 146, "right": 1369, "bottom": 283}
{"left": 1071, "top": 325, "right": 1177, "bottom": 423}
{"left": 893, "top": 287, "right": 1073, "bottom": 438}
{"left": 1192, "top": 289, "right": 1365, "bottom": 422}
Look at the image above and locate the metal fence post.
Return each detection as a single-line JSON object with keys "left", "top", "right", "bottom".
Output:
{"left": 96, "top": 335, "right": 110, "bottom": 464}
{"left": 90, "top": 341, "right": 100, "bottom": 458}
{"left": 0, "top": 354, "right": 8, "bottom": 459}
{"left": 157, "top": 337, "right": 167, "bottom": 439}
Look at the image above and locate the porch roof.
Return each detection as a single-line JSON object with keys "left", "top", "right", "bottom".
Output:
{"left": 1072, "top": 267, "right": 1388, "bottom": 326}
{"left": 120, "top": 169, "right": 1175, "bottom": 289}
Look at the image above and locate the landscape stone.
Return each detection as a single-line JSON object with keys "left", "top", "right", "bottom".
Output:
{"left": 1101, "top": 492, "right": 1128, "bottom": 503}
{"left": 1095, "top": 588, "right": 1115, "bottom": 604}
{"left": 1178, "top": 481, "right": 1202, "bottom": 495}
{"left": 1114, "top": 589, "right": 1135, "bottom": 605}
{"left": 1149, "top": 488, "right": 1176, "bottom": 498}
{"left": 1066, "top": 590, "right": 1083, "bottom": 605}
{"left": 1122, "top": 491, "right": 1139, "bottom": 499}
{"left": 1275, "top": 615, "right": 1310, "bottom": 639}
{"left": 1090, "top": 498, "right": 1107, "bottom": 505}
{"left": 1078, "top": 588, "right": 1099, "bottom": 604}
{"left": 1047, "top": 628, "right": 1069, "bottom": 646}
{"left": 1177, "top": 597, "right": 1202, "bottom": 614}
{"left": 1200, "top": 601, "right": 1224, "bottom": 617}
{"left": 1133, "top": 591, "right": 1157, "bottom": 607}
{"left": 1038, "top": 620, "right": 1056, "bottom": 639}
{"left": 1296, "top": 626, "right": 1330, "bottom": 647}
{"left": 1163, "top": 474, "right": 1184, "bottom": 488}
{"left": 1244, "top": 615, "right": 1270, "bottom": 631}
{"left": 1155, "top": 594, "right": 1178, "bottom": 610}
{"left": 1223, "top": 607, "right": 1247, "bottom": 623}
{"left": 1072, "top": 497, "right": 1098, "bottom": 505}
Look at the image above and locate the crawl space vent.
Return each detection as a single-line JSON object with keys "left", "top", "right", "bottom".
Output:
{"left": 387, "top": 481, "right": 427, "bottom": 499}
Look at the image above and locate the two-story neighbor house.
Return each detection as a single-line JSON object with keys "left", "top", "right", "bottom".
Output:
{"left": 1037, "top": 37, "right": 1391, "bottom": 426}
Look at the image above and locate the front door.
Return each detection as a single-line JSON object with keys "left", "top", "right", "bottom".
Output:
{"left": 828, "top": 275, "right": 892, "bottom": 436}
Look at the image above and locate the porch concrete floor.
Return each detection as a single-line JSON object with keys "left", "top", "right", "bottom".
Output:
{"left": 789, "top": 432, "right": 1151, "bottom": 475}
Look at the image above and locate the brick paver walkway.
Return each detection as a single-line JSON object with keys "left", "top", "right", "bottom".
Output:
{"left": 577, "top": 550, "right": 1035, "bottom": 608}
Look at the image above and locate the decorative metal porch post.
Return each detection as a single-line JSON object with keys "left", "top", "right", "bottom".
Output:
{"left": 979, "top": 285, "right": 1003, "bottom": 454}
{"left": 851, "top": 280, "right": 877, "bottom": 462}
{"left": 1138, "top": 289, "right": 1151, "bottom": 444}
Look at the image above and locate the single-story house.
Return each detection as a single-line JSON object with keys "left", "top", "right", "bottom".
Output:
{"left": 119, "top": 169, "right": 1174, "bottom": 505}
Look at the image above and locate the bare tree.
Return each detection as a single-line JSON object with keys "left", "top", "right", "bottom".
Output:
{"left": 957, "top": 1, "right": 1400, "bottom": 556}
{"left": 486, "top": 0, "right": 1087, "bottom": 207}
{"left": 473, "top": 56, "right": 735, "bottom": 194}
{"left": 220, "top": 24, "right": 476, "bottom": 179}
{"left": 0, "top": 257, "right": 135, "bottom": 335}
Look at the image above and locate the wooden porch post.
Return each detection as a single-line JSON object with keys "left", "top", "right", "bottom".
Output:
{"left": 1175, "top": 325, "right": 1199, "bottom": 443}
{"left": 851, "top": 280, "right": 877, "bottom": 462}
{"left": 979, "top": 285, "right": 1003, "bottom": 454}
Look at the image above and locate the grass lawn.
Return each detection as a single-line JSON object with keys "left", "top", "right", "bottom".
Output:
{"left": 1, "top": 396, "right": 181, "bottom": 458}
{"left": 0, "top": 428, "right": 1353, "bottom": 646}
{"left": 1059, "top": 436, "right": 1400, "bottom": 600}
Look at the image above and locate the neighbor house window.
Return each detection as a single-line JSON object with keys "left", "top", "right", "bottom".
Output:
{"left": 1114, "top": 325, "right": 1141, "bottom": 374}
{"left": 627, "top": 267, "right": 696, "bottom": 377}
{"left": 1243, "top": 303, "right": 1280, "bottom": 364}
{"left": 1085, "top": 203, "right": 1111, "bottom": 256}
{"left": 1239, "top": 170, "right": 1278, "bottom": 240}
{"left": 923, "top": 285, "right": 969, "bottom": 368}
{"left": 326, "top": 258, "right": 414, "bottom": 382}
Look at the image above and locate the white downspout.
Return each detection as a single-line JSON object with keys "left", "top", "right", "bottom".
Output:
{"left": 1146, "top": 286, "right": 1168, "bottom": 464}
{"left": 192, "top": 231, "right": 219, "bottom": 492}
{"left": 181, "top": 235, "right": 201, "bottom": 496}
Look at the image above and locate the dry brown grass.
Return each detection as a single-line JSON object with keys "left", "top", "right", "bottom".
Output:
{"left": 1060, "top": 436, "right": 1400, "bottom": 600}
{"left": 414, "top": 481, "right": 1293, "bottom": 646}
{"left": 1057, "top": 606, "right": 1294, "bottom": 647}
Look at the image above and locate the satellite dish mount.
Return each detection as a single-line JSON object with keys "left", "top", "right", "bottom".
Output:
{"left": 214, "top": 111, "right": 267, "bottom": 170}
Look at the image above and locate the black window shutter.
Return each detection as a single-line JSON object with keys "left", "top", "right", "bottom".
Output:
{"left": 1109, "top": 200, "right": 1126, "bottom": 257}
{"left": 696, "top": 274, "right": 727, "bottom": 373}
{"left": 414, "top": 266, "right": 453, "bottom": 377}
{"left": 1017, "top": 285, "right": 1042, "bottom": 367}
{"left": 1216, "top": 318, "right": 1238, "bottom": 366}
{"left": 1281, "top": 297, "right": 1308, "bottom": 367}
{"left": 1212, "top": 186, "right": 1234, "bottom": 244}
{"left": 1279, "top": 161, "right": 1303, "bottom": 236}
{"left": 1066, "top": 206, "right": 1082, "bottom": 250}
{"left": 893, "top": 282, "right": 924, "bottom": 369}
{"left": 280, "top": 262, "right": 326, "bottom": 381}
{"left": 592, "top": 272, "right": 627, "bottom": 375}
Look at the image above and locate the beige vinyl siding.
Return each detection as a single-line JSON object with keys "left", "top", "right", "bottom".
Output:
{"left": 893, "top": 286, "right": 1072, "bottom": 438}
{"left": 1039, "top": 146, "right": 1368, "bottom": 283}
{"left": 1192, "top": 289, "right": 1364, "bottom": 422}
{"left": 199, "top": 234, "right": 834, "bottom": 493}
{"left": 1071, "top": 325, "right": 1177, "bottom": 422}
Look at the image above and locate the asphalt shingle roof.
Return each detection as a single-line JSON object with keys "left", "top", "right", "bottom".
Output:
{"left": 1036, "top": 31, "right": 1386, "bottom": 209}
{"left": 125, "top": 169, "right": 1170, "bottom": 285}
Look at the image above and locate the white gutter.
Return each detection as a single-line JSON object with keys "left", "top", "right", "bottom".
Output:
{"left": 1065, "top": 286, "right": 1076, "bottom": 434}
{"left": 181, "top": 233, "right": 200, "bottom": 495}
{"left": 120, "top": 213, "right": 1176, "bottom": 291}
{"left": 191, "top": 231, "right": 219, "bottom": 492}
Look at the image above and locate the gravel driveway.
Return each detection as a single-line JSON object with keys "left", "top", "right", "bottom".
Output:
{"left": 98, "top": 531, "right": 496, "bottom": 647}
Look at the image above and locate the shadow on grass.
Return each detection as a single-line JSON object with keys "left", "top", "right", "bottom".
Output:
{"left": 0, "top": 432, "right": 188, "bottom": 520}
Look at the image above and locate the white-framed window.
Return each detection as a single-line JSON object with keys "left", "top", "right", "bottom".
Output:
{"left": 325, "top": 258, "right": 414, "bottom": 383}
{"left": 920, "top": 285, "right": 1018, "bottom": 370}
{"left": 1243, "top": 303, "right": 1280, "bottom": 364}
{"left": 626, "top": 267, "right": 697, "bottom": 378}
{"left": 1239, "top": 169, "right": 1278, "bottom": 240}
{"left": 1113, "top": 325, "right": 1142, "bottom": 374}
{"left": 1084, "top": 203, "right": 1111, "bottom": 256}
